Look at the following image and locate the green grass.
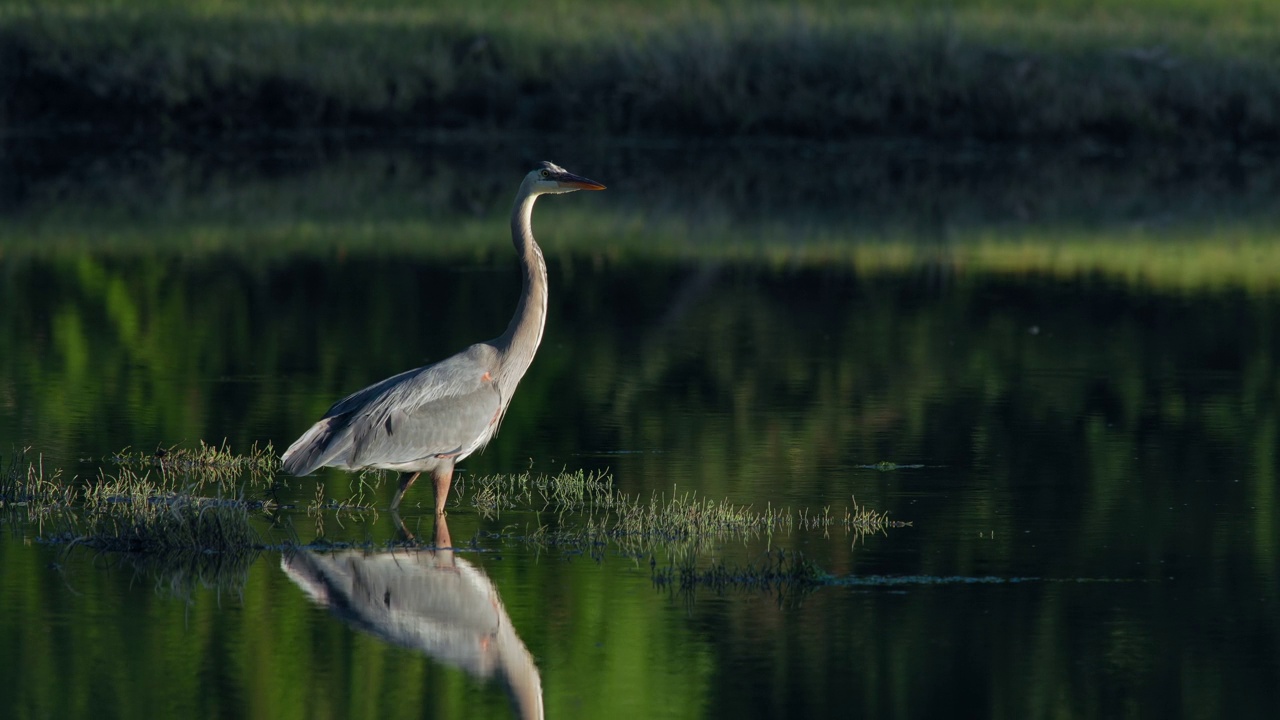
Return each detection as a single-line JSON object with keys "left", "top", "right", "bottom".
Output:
{"left": 3, "top": 445, "right": 273, "bottom": 553}
{"left": 80, "top": 468, "right": 263, "bottom": 553}
{"left": 464, "top": 470, "right": 904, "bottom": 558}
{"left": 6, "top": 449, "right": 903, "bottom": 575}
{"left": 1, "top": 450, "right": 75, "bottom": 529}
{"left": 3, "top": 0, "right": 1279, "bottom": 144}
{"left": 109, "top": 440, "right": 280, "bottom": 486}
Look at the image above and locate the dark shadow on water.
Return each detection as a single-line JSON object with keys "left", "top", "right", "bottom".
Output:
{"left": 280, "top": 516, "right": 543, "bottom": 720}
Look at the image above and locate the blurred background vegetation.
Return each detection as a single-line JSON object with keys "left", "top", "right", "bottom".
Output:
{"left": 4, "top": 0, "right": 1280, "bottom": 145}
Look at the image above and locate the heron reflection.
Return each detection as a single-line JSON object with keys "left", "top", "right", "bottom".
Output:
{"left": 281, "top": 516, "right": 543, "bottom": 720}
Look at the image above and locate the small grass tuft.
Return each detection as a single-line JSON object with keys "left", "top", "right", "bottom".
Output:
{"left": 463, "top": 469, "right": 615, "bottom": 518}
{"left": 305, "top": 477, "right": 377, "bottom": 538}
{"left": 108, "top": 440, "right": 280, "bottom": 487}
{"left": 466, "top": 473, "right": 909, "bottom": 558}
{"left": 2, "top": 449, "right": 74, "bottom": 507}
{"left": 1, "top": 450, "right": 78, "bottom": 532}
{"left": 792, "top": 496, "right": 913, "bottom": 537}
{"left": 79, "top": 466, "right": 266, "bottom": 553}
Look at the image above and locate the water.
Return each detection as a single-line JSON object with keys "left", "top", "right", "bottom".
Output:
{"left": 1, "top": 137, "right": 1278, "bottom": 719}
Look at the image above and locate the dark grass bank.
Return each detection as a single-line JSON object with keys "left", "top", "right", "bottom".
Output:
{"left": 3, "top": 6, "right": 1280, "bottom": 147}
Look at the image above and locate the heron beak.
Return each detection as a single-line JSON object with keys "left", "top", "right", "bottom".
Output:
{"left": 556, "top": 172, "right": 606, "bottom": 191}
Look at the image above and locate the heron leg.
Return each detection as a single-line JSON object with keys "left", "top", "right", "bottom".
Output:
{"left": 432, "top": 465, "right": 454, "bottom": 516}
{"left": 390, "top": 471, "right": 420, "bottom": 510}
{"left": 432, "top": 515, "right": 453, "bottom": 549}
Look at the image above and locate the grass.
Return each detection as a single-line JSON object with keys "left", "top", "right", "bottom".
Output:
{"left": 78, "top": 465, "right": 266, "bottom": 553}
{"left": 108, "top": 440, "right": 280, "bottom": 487}
{"left": 465, "top": 470, "right": 906, "bottom": 557}
{"left": 3, "top": 445, "right": 273, "bottom": 553}
{"left": 305, "top": 476, "right": 378, "bottom": 538}
{"left": 7, "top": 449, "right": 905, "bottom": 586}
{"left": 3, "top": 1, "right": 1280, "bottom": 145}
{"left": 5, "top": 445, "right": 906, "bottom": 595}
{"left": 1, "top": 450, "right": 75, "bottom": 530}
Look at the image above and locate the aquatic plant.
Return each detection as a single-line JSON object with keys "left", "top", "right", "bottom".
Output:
{"left": 305, "top": 476, "right": 378, "bottom": 538}
{"left": 1, "top": 450, "right": 73, "bottom": 507}
{"left": 0, "top": 450, "right": 77, "bottom": 531}
{"left": 462, "top": 469, "right": 907, "bottom": 557}
{"left": 462, "top": 469, "right": 617, "bottom": 518}
{"left": 78, "top": 466, "right": 267, "bottom": 553}
{"left": 108, "top": 440, "right": 280, "bottom": 487}
{"left": 1, "top": 445, "right": 276, "bottom": 550}
{"left": 7, "top": 446, "right": 906, "bottom": 579}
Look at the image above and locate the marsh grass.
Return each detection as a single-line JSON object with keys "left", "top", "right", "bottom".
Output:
{"left": 1, "top": 450, "right": 72, "bottom": 508}
{"left": 1, "top": 450, "right": 76, "bottom": 531}
{"left": 8, "top": 445, "right": 902, "bottom": 589}
{"left": 78, "top": 466, "right": 267, "bottom": 553}
{"left": 462, "top": 469, "right": 620, "bottom": 518}
{"left": 463, "top": 470, "right": 905, "bottom": 559}
{"left": 4, "top": 445, "right": 276, "bottom": 555}
{"left": 3, "top": 1, "right": 1280, "bottom": 144}
{"left": 108, "top": 440, "right": 279, "bottom": 488}
{"left": 306, "top": 477, "right": 378, "bottom": 538}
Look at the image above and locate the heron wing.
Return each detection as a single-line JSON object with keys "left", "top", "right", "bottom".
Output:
{"left": 282, "top": 344, "right": 502, "bottom": 474}
{"left": 348, "top": 382, "right": 500, "bottom": 467}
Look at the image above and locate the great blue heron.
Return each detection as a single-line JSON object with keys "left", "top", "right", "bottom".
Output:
{"left": 281, "top": 161, "right": 605, "bottom": 514}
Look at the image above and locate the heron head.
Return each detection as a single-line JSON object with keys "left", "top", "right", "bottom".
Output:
{"left": 528, "top": 161, "right": 606, "bottom": 195}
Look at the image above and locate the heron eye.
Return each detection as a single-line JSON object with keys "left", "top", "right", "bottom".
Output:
{"left": 540, "top": 169, "right": 550, "bottom": 178}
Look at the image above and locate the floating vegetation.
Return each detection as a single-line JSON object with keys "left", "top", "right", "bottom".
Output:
{"left": 7, "top": 443, "right": 908, "bottom": 598}
{"left": 2, "top": 450, "right": 74, "bottom": 508}
{"left": 4, "top": 446, "right": 272, "bottom": 557}
{"left": 463, "top": 469, "right": 618, "bottom": 518}
{"left": 651, "top": 549, "right": 831, "bottom": 595}
{"left": 1, "top": 450, "right": 77, "bottom": 534}
{"left": 76, "top": 466, "right": 268, "bottom": 553}
{"left": 857, "top": 461, "right": 927, "bottom": 471}
{"left": 463, "top": 468, "right": 910, "bottom": 557}
{"left": 108, "top": 440, "right": 280, "bottom": 487}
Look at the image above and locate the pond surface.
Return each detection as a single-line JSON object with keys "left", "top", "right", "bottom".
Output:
{"left": 1, "top": 136, "right": 1278, "bottom": 719}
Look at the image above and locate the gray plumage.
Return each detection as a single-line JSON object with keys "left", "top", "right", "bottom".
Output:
{"left": 281, "top": 518, "right": 544, "bottom": 719}
{"left": 281, "top": 162, "right": 605, "bottom": 513}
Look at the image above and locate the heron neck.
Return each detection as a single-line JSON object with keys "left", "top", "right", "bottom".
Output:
{"left": 495, "top": 189, "right": 548, "bottom": 392}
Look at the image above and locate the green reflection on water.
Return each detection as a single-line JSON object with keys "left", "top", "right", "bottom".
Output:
{"left": 1, "top": 145, "right": 1279, "bottom": 718}
{"left": 7, "top": 140, "right": 1280, "bottom": 290}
